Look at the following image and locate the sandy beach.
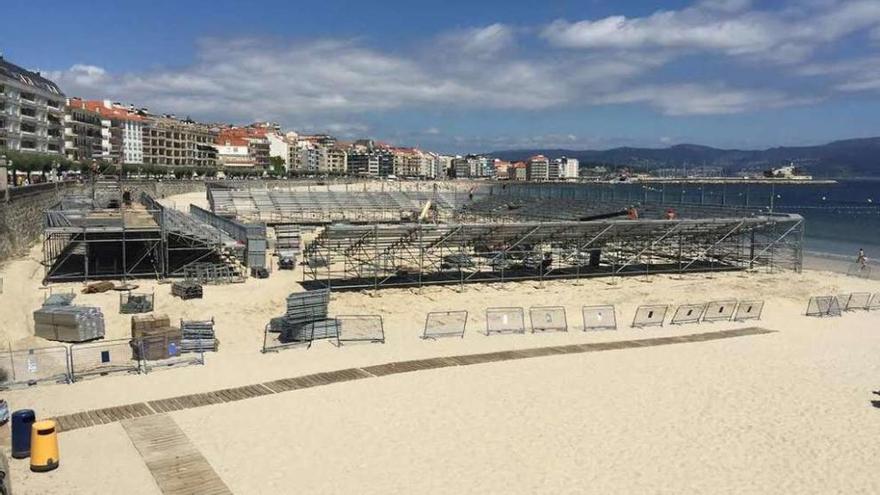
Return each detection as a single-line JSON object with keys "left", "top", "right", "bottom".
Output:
{"left": 1, "top": 190, "right": 879, "bottom": 494}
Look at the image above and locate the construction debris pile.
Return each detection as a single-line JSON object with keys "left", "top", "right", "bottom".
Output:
{"left": 33, "top": 306, "right": 105, "bottom": 343}
{"left": 131, "top": 314, "right": 181, "bottom": 361}
{"left": 171, "top": 281, "right": 203, "bottom": 300}
{"left": 180, "top": 319, "right": 218, "bottom": 353}
{"left": 119, "top": 292, "right": 155, "bottom": 314}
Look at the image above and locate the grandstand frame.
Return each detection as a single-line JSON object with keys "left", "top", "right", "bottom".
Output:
{"left": 301, "top": 213, "right": 804, "bottom": 291}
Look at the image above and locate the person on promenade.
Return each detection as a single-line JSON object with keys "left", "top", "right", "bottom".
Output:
{"left": 857, "top": 248, "right": 867, "bottom": 271}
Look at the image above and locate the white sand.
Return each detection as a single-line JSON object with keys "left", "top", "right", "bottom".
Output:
{"left": 0, "top": 189, "right": 878, "bottom": 493}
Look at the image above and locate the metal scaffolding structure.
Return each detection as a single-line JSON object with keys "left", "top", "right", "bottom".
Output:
{"left": 42, "top": 193, "right": 243, "bottom": 283}
{"left": 208, "top": 187, "right": 468, "bottom": 224}
{"left": 302, "top": 213, "right": 804, "bottom": 291}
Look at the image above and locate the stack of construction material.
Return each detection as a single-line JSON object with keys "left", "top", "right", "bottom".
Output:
{"left": 279, "top": 290, "right": 332, "bottom": 342}
{"left": 275, "top": 225, "right": 300, "bottom": 270}
{"left": 131, "top": 314, "right": 182, "bottom": 361}
{"left": 33, "top": 306, "right": 105, "bottom": 342}
{"left": 42, "top": 292, "right": 76, "bottom": 307}
{"left": 180, "top": 319, "right": 218, "bottom": 352}
{"left": 275, "top": 225, "right": 301, "bottom": 252}
{"left": 120, "top": 292, "right": 154, "bottom": 314}
{"left": 171, "top": 281, "right": 203, "bottom": 300}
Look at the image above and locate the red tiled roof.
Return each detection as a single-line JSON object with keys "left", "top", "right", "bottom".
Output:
{"left": 68, "top": 99, "right": 145, "bottom": 122}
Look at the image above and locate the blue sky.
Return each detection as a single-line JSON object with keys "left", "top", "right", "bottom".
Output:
{"left": 4, "top": 0, "right": 880, "bottom": 153}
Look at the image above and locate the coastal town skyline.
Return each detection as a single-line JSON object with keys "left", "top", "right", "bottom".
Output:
{"left": 4, "top": 0, "right": 880, "bottom": 153}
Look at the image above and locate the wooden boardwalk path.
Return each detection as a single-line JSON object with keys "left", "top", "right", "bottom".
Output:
{"left": 122, "top": 414, "right": 232, "bottom": 495}
{"left": 53, "top": 327, "right": 774, "bottom": 433}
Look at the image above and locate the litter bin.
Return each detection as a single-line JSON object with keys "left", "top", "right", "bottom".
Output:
{"left": 11, "top": 409, "right": 35, "bottom": 459}
{"left": 29, "top": 420, "right": 59, "bottom": 472}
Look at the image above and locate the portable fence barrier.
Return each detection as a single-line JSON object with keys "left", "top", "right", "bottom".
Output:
{"left": 529, "top": 306, "right": 568, "bottom": 332}
{"left": 671, "top": 303, "right": 707, "bottom": 325}
{"left": 632, "top": 305, "right": 669, "bottom": 328}
{"left": 581, "top": 305, "right": 617, "bottom": 331}
{"left": 0, "top": 346, "right": 71, "bottom": 389}
{"left": 423, "top": 311, "right": 468, "bottom": 339}
{"left": 838, "top": 292, "right": 872, "bottom": 311}
{"left": 703, "top": 300, "right": 737, "bottom": 322}
{"left": 733, "top": 300, "right": 764, "bottom": 322}
{"left": 806, "top": 296, "right": 842, "bottom": 317}
{"left": 70, "top": 339, "right": 140, "bottom": 382}
{"left": 870, "top": 294, "right": 880, "bottom": 311}
{"left": 335, "top": 315, "right": 385, "bottom": 345}
{"left": 485, "top": 307, "right": 526, "bottom": 335}
{"left": 137, "top": 334, "right": 205, "bottom": 373}
{"left": 262, "top": 320, "right": 314, "bottom": 353}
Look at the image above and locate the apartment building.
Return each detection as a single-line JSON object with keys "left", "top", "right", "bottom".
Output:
{"left": 143, "top": 116, "right": 217, "bottom": 168}
{"left": 527, "top": 154, "right": 549, "bottom": 181}
{"left": 325, "top": 145, "right": 347, "bottom": 174}
{"left": 511, "top": 161, "right": 527, "bottom": 180}
{"left": 67, "top": 99, "right": 145, "bottom": 165}
{"left": 215, "top": 136, "right": 254, "bottom": 170}
{"left": 452, "top": 157, "right": 470, "bottom": 178}
{"left": 214, "top": 127, "right": 270, "bottom": 172}
{"left": 494, "top": 159, "right": 511, "bottom": 180}
{"left": 0, "top": 56, "right": 66, "bottom": 155}
{"left": 63, "top": 98, "right": 102, "bottom": 162}
{"left": 556, "top": 156, "right": 579, "bottom": 179}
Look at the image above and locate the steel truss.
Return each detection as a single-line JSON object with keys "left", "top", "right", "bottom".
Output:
{"left": 302, "top": 214, "right": 804, "bottom": 291}
{"left": 42, "top": 194, "right": 242, "bottom": 283}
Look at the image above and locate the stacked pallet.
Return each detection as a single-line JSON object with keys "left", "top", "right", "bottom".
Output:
{"left": 171, "top": 281, "right": 203, "bottom": 300}
{"left": 180, "top": 319, "right": 218, "bottom": 353}
{"left": 33, "top": 306, "right": 105, "bottom": 342}
{"left": 275, "top": 225, "right": 301, "bottom": 252}
{"left": 131, "top": 314, "right": 182, "bottom": 361}
{"left": 277, "top": 290, "right": 333, "bottom": 342}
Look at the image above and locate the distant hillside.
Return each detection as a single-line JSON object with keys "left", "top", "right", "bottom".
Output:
{"left": 489, "top": 137, "right": 880, "bottom": 177}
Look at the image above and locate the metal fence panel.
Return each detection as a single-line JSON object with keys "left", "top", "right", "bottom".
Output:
{"left": 631, "top": 305, "right": 669, "bottom": 328}
{"left": 671, "top": 303, "right": 707, "bottom": 325}
{"left": 841, "top": 292, "right": 872, "bottom": 311}
{"left": 70, "top": 339, "right": 140, "bottom": 381}
{"left": 703, "top": 300, "right": 737, "bottom": 322}
{"left": 0, "top": 346, "right": 70, "bottom": 388}
{"left": 485, "top": 307, "right": 526, "bottom": 335}
{"left": 734, "top": 300, "right": 764, "bottom": 321}
{"left": 423, "top": 311, "right": 468, "bottom": 339}
{"left": 806, "top": 296, "right": 841, "bottom": 317}
{"left": 581, "top": 305, "right": 617, "bottom": 331}
{"left": 529, "top": 306, "right": 568, "bottom": 332}
{"left": 138, "top": 335, "right": 205, "bottom": 373}
{"left": 336, "top": 315, "right": 385, "bottom": 344}
{"left": 262, "top": 321, "right": 313, "bottom": 352}
{"left": 870, "top": 294, "right": 880, "bottom": 311}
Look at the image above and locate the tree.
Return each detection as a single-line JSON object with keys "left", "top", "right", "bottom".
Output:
{"left": 269, "top": 156, "right": 286, "bottom": 177}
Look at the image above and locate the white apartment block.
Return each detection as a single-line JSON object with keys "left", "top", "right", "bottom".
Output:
{"left": 0, "top": 56, "right": 66, "bottom": 155}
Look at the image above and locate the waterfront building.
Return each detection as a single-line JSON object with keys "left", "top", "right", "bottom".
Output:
{"left": 527, "top": 154, "right": 549, "bottom": 181}
{"left": 0, "top": 56, "right": 65, "bottom": 155}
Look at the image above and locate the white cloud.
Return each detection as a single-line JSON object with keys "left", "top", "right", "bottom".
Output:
{"left": 797, "top": 56, "right": 880, "bottom": 93}
{"left": 596, "top": 84, "right": 817, "bottom": 115}
{"left": 439, "top": 24, "right": 515, "bottom": 58}
{"left": 541, "top": 0, "right": 880, "bottom": 63}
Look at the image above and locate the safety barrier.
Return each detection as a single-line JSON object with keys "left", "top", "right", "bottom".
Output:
{"left": 702, "top": 300, "right": 737, "bottom": 322}
{"left": 839, "top": 292, "right": 872, "bottom": 311}
{"left": 581, "top": 305, "right": 617, "bottom": 331}
{"left": 336, "top": 315, "right": 385, "bottom": 345}
{"left": 70, "top": 339, "right": 139, "bottom": 382}
{"left": 485, "top": 307, "right": 526, "bottom": 335}
{"left": 529, "top": 306, "right": 568, "bottom": 332}
{"left": 733, "top": 300, "right": 764, "bottom": 321}
{"left": 670, "top": 303, "right": 707, "bottom": 325}
{"left": 137, "top": 335, "right": 205, "bottom": 373}
{"left": 806, "top": 296, "right": 842, "bottom": 317}
{"left": 631, "top": 305, "right": 669, "bottom": 328}
{"left": 870, "top": 294, "right": 880, "bottom": 311}
{"left": 0, "top": 346, "right": 70, "bottom": 388}
{"left": 423, "top": 311, "right": 468, "bottom": 339}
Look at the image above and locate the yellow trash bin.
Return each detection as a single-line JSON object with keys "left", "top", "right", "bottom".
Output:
{"left": 29, "top": 420, "right": 59, "bottom": 472}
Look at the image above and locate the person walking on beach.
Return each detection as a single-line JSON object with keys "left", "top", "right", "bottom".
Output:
{"left": 857, "top": 248, "right": 867, "bottom": 271}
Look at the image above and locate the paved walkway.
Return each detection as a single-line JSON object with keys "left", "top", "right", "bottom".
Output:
{"left": 53, "top": 327, "right": 775, "bottom": 432}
